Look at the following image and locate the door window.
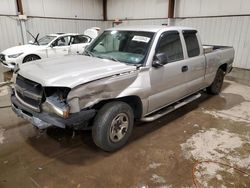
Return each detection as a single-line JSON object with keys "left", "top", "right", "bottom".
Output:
{"left": 52, "top": 36, "right": 70, "bottom": 47}
{"left": 183, "top": 31, "right": 200, "bottom": 57}
{"left": 156, "top": 31, "right": 184, "bottom": 64}
{"left": 71, "top": 35, "right": 90, "bottom": 44}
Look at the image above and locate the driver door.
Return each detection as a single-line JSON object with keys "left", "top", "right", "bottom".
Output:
{"left": 47, "top": 36, "right": 71, "bottom": 57}
{"left": 148, "top": 31, "right": 189, "bottom": 112}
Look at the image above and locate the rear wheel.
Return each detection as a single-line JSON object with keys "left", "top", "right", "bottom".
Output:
{"left": 92, "top": 101, "right": 134, "bottom": 152}
{"left": 207, "top": 68, "right": 225, "bottom": 95}
{"left": 23, "top": 55, "right": 40, "bottom": 63}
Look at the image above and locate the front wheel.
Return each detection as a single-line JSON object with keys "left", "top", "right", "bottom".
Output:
{"left": 23, "top": 55, "right": 40, "bottom": 63}
{"left": 207, "top": 69, "right": 225, "bottom": 95}
{"left": 92, "top": 101, "right": 134, "bottom": 152}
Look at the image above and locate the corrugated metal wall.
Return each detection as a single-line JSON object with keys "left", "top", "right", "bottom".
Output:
{"left": 117, "top": 19, "right": 168, "bottom": 26}
{"left": 25, "top": 18, "right": 110, "bottom": 41}
{"left": 0, "top": 16, "right": 23, "bottom": 51}
{"left": 0, "top": 0, "right": 17, "bottom": 15}
{"left": 107, "top": 0, "right": 250, "bottom": 69}
{"left": 175, "top": 0, "right": 250, "bottom": 17}
{"left": 107, "top": 0, "right": 168, "bottom": 19}
{"left": 1, "top": 0, "right": 250, "bottom": 69}
{"left": 22, "top": 0, "right": 103, "bottom": 19}
{"left": 0, "top": 17, "right": 109, "bottom": 51}
{"left": 0, "top": 0, "right": 107, "bottom": 52}
{"left": 176, "top": 16, "right": 250, "bottom": 69}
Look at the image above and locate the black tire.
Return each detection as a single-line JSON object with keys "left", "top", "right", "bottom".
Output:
{"left": 92, "top": 101, "right": 134, "bottom": 152}
{"left": 207, "top": 68, "right": 225, "bottom": 95}
{"left": 23, "top": 55, "right": 40, "bottom": 63}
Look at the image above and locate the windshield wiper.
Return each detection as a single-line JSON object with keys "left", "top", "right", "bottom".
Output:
{"left": 104, "top": 56, "right": 119, "bottom": 62}
{"left": 95, "top": 55, "right": 120, "bottom": 62}
{"left": 84, "top": 50, "right": 93, "bottom": 57}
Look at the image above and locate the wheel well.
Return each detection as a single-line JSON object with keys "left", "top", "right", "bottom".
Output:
{"left": 93, "top": 96, "right": 143, "bottom": 120}
{"left": 23, "top": 54, "right": 41, "bottom": 63}
{"left": 219, "top": 63, "right": 227, "bottom": 73}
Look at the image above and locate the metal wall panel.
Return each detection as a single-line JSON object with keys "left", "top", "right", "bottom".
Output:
{"left": 176, "top": 16, "right": 250, "bottom": 69}
{"left": 107, "top": 0, "right": 168, "bottom": 20}
{"left": 0, "top": 16, "right": 111, "bottom": 52}
{"left": 175, "top": 0, "right": 250, "bottom": 17}
{"left": 0, "top": 0, "right": 17, "bottom": 15}
{"left": 0, "top": 16, "right": 23, "bottom": 51}
{"left": 22, "top": 0, "right": 103, "bottom": 19}
{"left": 117, "top": 19, "right": 168, "bottom": 26}
{"left": 25, "top": 18, "right": 110, "bottom": 41}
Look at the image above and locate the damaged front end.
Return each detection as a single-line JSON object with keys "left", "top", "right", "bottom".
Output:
{"left": 11, "top": 69, "right": 138, "bottom": 130}
{"left": 11, "top": 75, "right": 96, "bottom": 129}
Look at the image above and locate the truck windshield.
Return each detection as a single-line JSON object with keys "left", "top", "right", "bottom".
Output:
{"left": 86, "top": 30, "right": 154, "bottom": 64}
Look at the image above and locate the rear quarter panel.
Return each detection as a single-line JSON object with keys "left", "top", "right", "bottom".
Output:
{"left": 204, "top": 47, "right": 234, "bottom": 86}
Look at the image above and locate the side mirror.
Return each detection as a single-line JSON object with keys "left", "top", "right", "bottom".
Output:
{"left": 152, "top": 52, "right": 168, "bottom": 68}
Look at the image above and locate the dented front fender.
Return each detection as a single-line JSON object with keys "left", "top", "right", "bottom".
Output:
{"left": 67, "top": 70, "right": 139, "bottom": 113}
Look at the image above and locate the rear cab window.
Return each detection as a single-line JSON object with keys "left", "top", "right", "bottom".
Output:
{"left": 183, "top": 30, "right": 200, "bottom": 57}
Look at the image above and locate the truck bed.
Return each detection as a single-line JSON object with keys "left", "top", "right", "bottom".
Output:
{"left": 203, "top": 44, "right": 234, "bottom": 85}
{"left": 203, "top": 45, "right": 233, "bottom": 54}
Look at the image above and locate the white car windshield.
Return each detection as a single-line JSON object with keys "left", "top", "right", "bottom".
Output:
{"left": 36, "top": 36, "right": 56, "bottom": 45}
{"left": 85, "top": 30, "right": 154, "bottom": 65}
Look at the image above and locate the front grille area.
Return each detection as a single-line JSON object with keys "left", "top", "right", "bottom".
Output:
{"left": 0, "top": 54, "right": 5, "bottom": 62}
{"left": 15, "top": 75, "right": 44, "bottom": 111}
{"left": 16, "top": 90, "right": 41, "bottom": 107}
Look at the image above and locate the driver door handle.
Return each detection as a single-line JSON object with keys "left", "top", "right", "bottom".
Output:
{"left": 182, "top": 65, "right": 188, "bottom": 72}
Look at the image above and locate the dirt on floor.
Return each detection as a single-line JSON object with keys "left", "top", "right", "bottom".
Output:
{"left": 0, "top": 69, "right": 249, "bottom": 188}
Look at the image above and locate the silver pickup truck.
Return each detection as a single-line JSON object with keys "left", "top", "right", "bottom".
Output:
{"left": 11, "top": 26, "right": 234, "bottom": 151}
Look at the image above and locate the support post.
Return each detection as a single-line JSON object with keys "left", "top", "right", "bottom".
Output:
{"left": 16, "top": 0, "right": 27, "bottom": 44}
{"left": 103, "top": 0, "right": 107, "bottom": 21}
{"left": 168, "top": 0, "right": 175, "bottom": 26}
{"left": 16, "top": 0, "right": 24, "bottom": 15}
{"left": 20, "top": 18, "right": 28, "bottom": 44}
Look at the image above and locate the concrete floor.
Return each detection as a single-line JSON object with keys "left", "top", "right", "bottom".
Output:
{"left": 0, "top": 68, "right": 250, "bottom": 188}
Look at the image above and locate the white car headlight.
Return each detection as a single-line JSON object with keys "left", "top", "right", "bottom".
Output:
{"left": 8, "top": 53, "right": 23, "bottom": 58}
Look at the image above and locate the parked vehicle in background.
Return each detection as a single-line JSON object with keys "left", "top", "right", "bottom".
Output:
{"left": 10, "top": 25, "right": 234, "bottom": 152}
{"left": 0, "top": 28, "right": 99, "bottom": 69}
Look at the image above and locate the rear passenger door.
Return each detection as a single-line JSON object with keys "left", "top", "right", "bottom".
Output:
{"left": 148, "top": 31, "right": 189, "bottom": 112}
{"left": 182, "top": 30, "right": 206, "bottom": 94}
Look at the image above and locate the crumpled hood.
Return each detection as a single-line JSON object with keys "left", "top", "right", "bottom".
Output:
{"left": 2, "top": 44, "right": 45, "bottom": 55}
{"left": 18, "top": 55, "right": 137, "bottom": 88}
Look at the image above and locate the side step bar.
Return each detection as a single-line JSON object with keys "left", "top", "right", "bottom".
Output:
{"left": 141, "top": 93, "right": 201, "bottom": 122}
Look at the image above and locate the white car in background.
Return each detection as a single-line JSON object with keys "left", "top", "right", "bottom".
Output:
{"left": 0, "top": 28, "right": 99, "bottom": 69}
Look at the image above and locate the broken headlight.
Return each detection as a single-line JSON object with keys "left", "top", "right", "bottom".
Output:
{"left": 42, "top": 87, "right": 71, "bottom": 118}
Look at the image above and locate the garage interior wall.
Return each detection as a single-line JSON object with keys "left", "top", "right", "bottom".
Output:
{"left": 107, "top": 0, "right": 169, "bottom": 26}
{"left": 1, "top": 0, "right": 250, "bottom": 69}
{"left": 0, "top": 0, "right": 109, "bottom": 51}
{"left": 0, "top": 0, "right": 23, "bottom": 51}
{"left": 175, "top": 0, "right": 250, "bottom": 69}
